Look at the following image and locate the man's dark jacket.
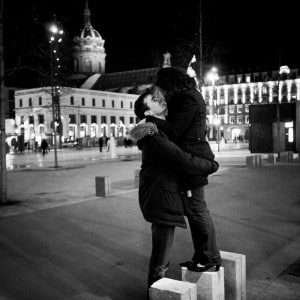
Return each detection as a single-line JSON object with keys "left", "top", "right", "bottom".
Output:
{"left": 148, "top": 89, "right": 215, "bottom": 189}
{"left": 130, "top": 122, "right": 218, "bottom": 228}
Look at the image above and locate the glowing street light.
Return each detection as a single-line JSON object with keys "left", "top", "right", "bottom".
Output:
{"left": 48, "top": 21, "right": 64, "bottom": 168}
{"left": 206, "top": 67, "right": 220, "bottom": 151}
{"left": 276, "top": 65, "right": 290, "bottom": 154}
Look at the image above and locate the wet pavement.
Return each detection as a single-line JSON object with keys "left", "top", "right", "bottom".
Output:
{"left": 1, "top": 147, "right": 300, "bottom": 299}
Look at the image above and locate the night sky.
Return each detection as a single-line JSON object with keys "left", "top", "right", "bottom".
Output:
{"left": 3, "top": 0, "right": 299, "bottom": 88}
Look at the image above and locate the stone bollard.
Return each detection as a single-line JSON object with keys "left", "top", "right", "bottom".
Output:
{"left": 134, "top": 169, "right": 140, "bottom": 188}
{"left": 220, "top": 251, "right": 246, "bottom": 300}
{"left": 95, "top": 176, "right": 111, "bottom": 197}
{"left": 287, "top": 151, "right": 294, "bottom": 162}
{"left": 279, "top": 151, "right": 294, "bottom": 162}
{"left": 246, "top": 155, "right": 262, "bottom": 168}
{"left": 246, "top": 156, "right": 256, "bottom": 168}
{"left": 255, "top": 155, "right": 262, "bottom": 167}
{"left": 182, "top": 266, "right": 225, "bottom": 300}
{"left": 149, "top": 278, "right": 197, "bottom": 300}
{"left": 267, "top": 153, "right": 276, "bottom": 164}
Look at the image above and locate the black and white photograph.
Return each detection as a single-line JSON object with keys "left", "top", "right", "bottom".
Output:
{"left": 0, "top": 0, "right": 299, "bottom": 299}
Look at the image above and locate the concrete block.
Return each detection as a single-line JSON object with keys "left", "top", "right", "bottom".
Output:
{"left": 255, "top": 155, "right": 262, "bottom": 167}
{"left": 149, "top": 278, "right": 197, "bottom": 300}
{"left": 95, "top": 176, "right": 111, "bottom": 197}
{"left": 246, "top": 155, "right": 262, "bottom": 168}
{"left": 279, "top": 151, "right": 293, "bottom": 162}
{"left": 182, "top": 267, "right": 224, "bottom": 300}
{"left": 267, "top": 153, "right": 276, "bottom": 164}
{"left": 220, "top": 251, "right": 246, "bottom": 300}
{"left": 134, "top": 169, "right": 140, "bottom": 188}
{"left": 246, "top": 156, "right": 256, "bottom": 168}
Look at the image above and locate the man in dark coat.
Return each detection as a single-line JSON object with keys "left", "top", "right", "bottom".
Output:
{"left": 41, "top": 139, "right": 48, "bottom": 156}
{"left": 154, "top": 67, "right": 221, "bottom": 272}
{"left": 130, "top": 90, "right": 219, "bottom": 290}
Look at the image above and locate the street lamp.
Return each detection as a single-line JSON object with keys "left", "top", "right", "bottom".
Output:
{"left": 206, "top": 67, "right": 220, "bottom": 151}
{"left": 48, "top": 22, "right": 63, "bottom": 168}
{"left": 276, "top": 65, "right": 290, "bottom": 154}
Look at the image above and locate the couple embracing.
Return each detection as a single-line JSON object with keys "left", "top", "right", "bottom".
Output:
{"left": 129, "top": 67, "right": 221, "bottom": 291}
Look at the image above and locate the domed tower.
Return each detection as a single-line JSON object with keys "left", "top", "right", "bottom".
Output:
{"left": 73, "top": 0, "right": 106, "bottom": 75}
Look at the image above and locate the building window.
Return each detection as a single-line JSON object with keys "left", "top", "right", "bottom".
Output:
{"left": 101, "top": 116, "right": 107, "bottom": 124}
{"left": 230, "top": 117, "right": 235, "bottom": 124}
{"left": 20, "top": 116, "right": 24, "bottom": 124}
{"left": 38, "top": 115, "right": 44, "bottom": 124}
{"left": 70, "top": 96, "right": 74, "bottom": 105}
{"left": 229, "top": 106, "right": 235, "bottom": 114}
{"left": 29, "top": 115, "right": 34, "bottom": 124}
{"left": 69, "top": 114, "right": 76, "bottom": 124}
{"left": 39, "top": 97, "right": 42, "bottom": 105}
{"left": 112, "top": 100, "right": 115, "bottom": 108}
{"left": 130, "top": 117, "right": 134, "bottom": 124}
{"left": 237, "top": 105, "right": 243, "bottom": 113}
{"left": 110, "top": 116, "right": 116, "bottom": 124}
{"left": 91, "top": 115, "right": 97, "bottom": 123}
{"left": 92, "top": 98, "right": 96, "bottom": 106}
{"left": 121, "top": 101, "right": 123, "bottom": 108}
{"left": 29, "top": 98, "right": 32, "bottom": 106}
{"left": 237, "top": 117, "right": 243, "bottom": 124}
{"left": 245, "top": 116, "right": 249, "bottom": 123}
{"left": 82, "top": 98, "right": 85, "bottom": 106}
{"left": 102, "top": 99, "right": 105, "bottom": 107}
{"left": 245, "top": 105, "right": 249, "bottom": 113}
{"left": 80, "top": 115, "right": 87, "bottom": 123}
{"left": 130, "top": 102, "right": 133, "bottom": 109}
{"left": 119, "top": 116, "right": 125, "bottom": 124}
{"left": 19, "top": 99, "right": 23, "bottom": 107}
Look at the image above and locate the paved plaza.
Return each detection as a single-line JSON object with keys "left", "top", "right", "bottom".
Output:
{"left": 0, "top": 146, "right": 300, "bottom": 299}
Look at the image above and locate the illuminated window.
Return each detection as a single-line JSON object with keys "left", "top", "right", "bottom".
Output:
{"left": 229, "top": 106, "right": 235, "bottom": 114}
{"left": 237, "top": 105, "right": 243, "bottom": 113}
{"left": 237, "top": 117, "right": 243, "bottom": 124}
{"left": 245, "top": 105, "right": 249, "bottom": 113}
{"left": 245, "top": 116, "right": 249, "bottom": 123}
{"left": 230, "top": 117, "right": 235, "bottom": 124}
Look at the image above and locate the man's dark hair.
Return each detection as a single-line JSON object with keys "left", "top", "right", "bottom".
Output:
{"left": 134, "top": 90, "right": 151, "bottom": 121}
{"left": 154, "top": 67, "right": 197, "bottom": 100}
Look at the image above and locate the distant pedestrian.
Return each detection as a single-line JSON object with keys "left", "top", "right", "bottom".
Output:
{"left": 41, "top": 139, "right": 48, "bottom": 156}
{"left": 106, "top": 137, "right": 110, "bottom": 152}
{"left": 99, "top": 136, "right": 104, "bottom": 152}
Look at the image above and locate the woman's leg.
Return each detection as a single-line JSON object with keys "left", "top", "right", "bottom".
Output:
{"left": 148, "top": 224, "right": 175, "bottom": 287}
{"left": 183, "top": 187, "right": 221, "bottom": 266}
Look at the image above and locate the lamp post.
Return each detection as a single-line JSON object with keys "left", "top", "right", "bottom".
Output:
{"left": 276, "top": 65, "right": 290, "bottom": 154}
{"left": 48, "top": 22, "right": 63, "bottom": 168}
{"left": 207, "top": 67, "right": 220, "bottom": 151}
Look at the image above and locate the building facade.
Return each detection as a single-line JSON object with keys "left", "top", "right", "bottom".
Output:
{"left": 201, "top": 68, "right": 300, "bottom": 143}
{"left": 14, "top": 87, "right": 138, "bottom": 147}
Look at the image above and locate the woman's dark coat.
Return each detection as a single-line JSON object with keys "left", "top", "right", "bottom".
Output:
{"left": 130, "top": 122, "right": 218, "bottom": 228}
{"left": 165, "top": 88, "right": 216, "bottom": 189}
